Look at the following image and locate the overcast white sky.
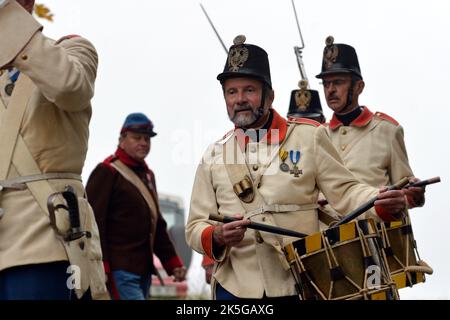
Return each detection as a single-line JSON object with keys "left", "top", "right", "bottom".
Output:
{"left": 39, "top": 0, "right": 449, "bottom": 299}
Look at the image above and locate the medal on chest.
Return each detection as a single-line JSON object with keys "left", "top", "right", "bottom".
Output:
{"left": 5, "top": 69, "right": 20, "bottom": 96}
{"left": 289, "top": 150, "right": 302, "bottom": 177}
{"left": 278, "top": 149, "right": 290, "bottom": 172}
{"left": 4, "top": 83, "right": 14, "bottom": 96}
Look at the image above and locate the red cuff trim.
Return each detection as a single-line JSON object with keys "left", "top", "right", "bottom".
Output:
{"left": 202, "top": 255, "right": 215, "bottom": 267}
{"left": 109, "top": 279, "right": 120, "bottom": 300}
{"left": 201, "top": 225, "right": 216, "bottom": 259}
{"left": 103, "top": 261, "right": 110, "bottom": 273}
{"left": 375, "top": 205, "right": 399, "bottom": 222}
{"left": 103, "top": 261, "right": 120, "bottom": 300}
{"left": 406, "top": 195, "right": 415, "bottom": 208}
{"left": 163, "top": 256, "right": 183, "bottom": 275}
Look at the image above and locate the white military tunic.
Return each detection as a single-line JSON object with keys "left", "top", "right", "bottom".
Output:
{"left": 186, "top": 109, "right": 381, "bottom": 298}
{"left": 326, "top": 106, "right": 414, "bottom": 188}
{"left": 0, "top": 1, "right": 107, "bottom": 299}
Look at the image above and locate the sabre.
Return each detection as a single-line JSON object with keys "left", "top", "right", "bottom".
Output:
{"left": 209, "top": 213, "right": 307, "bottom": 239}
{"left": 199, "top": 3, "right": 228, "bottom": 54}
{"left": 335, "top": 176, "right": 441, "bottom": 227}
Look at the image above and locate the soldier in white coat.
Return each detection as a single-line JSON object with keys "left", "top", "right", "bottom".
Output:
{"left": 316, "top": 36, "right": 425, "bottom": 218}
{"left": 316, "top": 36, "right": 428, "bottom": 292}
{"left": 0, "top": 0, "right": 108, "bottom": 299}
{"left": 185, "top": 35, "right": 407, "bottom": 300}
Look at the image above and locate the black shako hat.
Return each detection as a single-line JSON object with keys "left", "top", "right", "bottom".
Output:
{"left": 316, "top": 36, "right": 362, "bottom": 79}
{"left": 217, "top": 35, "right": 272, "bottom": 88}
{"left": 287, "top": 80, "right": 324, "bottom": 119}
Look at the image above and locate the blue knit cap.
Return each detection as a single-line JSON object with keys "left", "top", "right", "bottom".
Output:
{"left": 121, "top": 113, "right": 157, "bottom": 137}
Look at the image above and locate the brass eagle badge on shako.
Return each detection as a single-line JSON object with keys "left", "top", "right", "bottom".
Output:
{"left": 323, "top": 35, "right": 339, "bottom": 70}
{"left": 228, "top": 35, "right": 249, "bottom": 72}
{"left": 295, "top": 80, "right": 311, "bottom": 112}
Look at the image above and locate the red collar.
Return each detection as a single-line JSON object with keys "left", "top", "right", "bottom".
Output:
{"left": 329, "top": 106, "right": 374, "bottom": 130}
{"left": 234, "top": 109, "right": 287, "bottom": 149}
{"left": 115, "top": 147, "right": 150, "bottom": 171}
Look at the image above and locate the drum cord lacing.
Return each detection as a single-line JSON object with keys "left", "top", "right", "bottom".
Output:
{"left": 379, "top": 221, "right": 433, "bottom": 277}
{"left": 292, "top": 249, "right": 326, "bottom": 300}
{"left": 321, "top": 232, "right": 365, "bottom": 300}
{"left": 356, "top": 222, "right": 397, "bottom": 298}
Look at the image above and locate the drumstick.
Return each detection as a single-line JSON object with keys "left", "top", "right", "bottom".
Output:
{"left": 404, "top": 176, "right": 441, "bottom": 189}
{"left": 209, "top": 213, "right": 308, "bottom": 239}
{"left": 335, "top": 176, "right": 441, "bottom": 227}
{"left": 317, "top": 177, "right": 441, "bottom": 208}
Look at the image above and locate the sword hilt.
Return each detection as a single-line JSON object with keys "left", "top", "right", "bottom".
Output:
{"left": 62, "top": 185, "right": 80, "bottom": 231}
{"left": 61, "top": 185, "right": 91, "bottom": 241}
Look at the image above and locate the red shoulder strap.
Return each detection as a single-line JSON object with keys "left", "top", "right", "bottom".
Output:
{"left": 288, "top": 117, "right": 321, "bottom": 127}
{"left": 375, "top": 111, "right": 399, "bottom": 126}
{"left": 55, "top": 34, "right": 81, "bottom": 45}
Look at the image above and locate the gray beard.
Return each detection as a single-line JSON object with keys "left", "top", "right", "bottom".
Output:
{"left": 228, "top": 105, "right": 259, "bottom": 128}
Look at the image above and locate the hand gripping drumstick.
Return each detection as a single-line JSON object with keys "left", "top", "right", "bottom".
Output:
{"left": 209, "top": 213, "right": 308, "bottom": 239}
{"left": 335, "top": 176, "right": 441, "bottom": 227}
{"left": 208, "top": 177, "right": 440, "bottom": 238}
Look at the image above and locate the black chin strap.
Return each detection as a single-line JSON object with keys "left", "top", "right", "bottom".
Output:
{"left": 241, "top": 84, "right": 267, "bottom": 129}
{"left": 342, "top": 76, "right": 361, "bottom": 113}
{"left": 344, "top": 78, "right": 355, "bottom": 111}
{"left": 256, "top": 86, "right": 267, "bottom": 119}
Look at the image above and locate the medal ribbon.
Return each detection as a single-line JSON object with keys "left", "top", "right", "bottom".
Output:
{"left": 279, "top": 149, "right": 288, "bottom": 162}
{"left": 289, "top": 150, "right": 301, "bottom": 165}
{"left": 8, "top": 69, "right": 20, "bottom": 83}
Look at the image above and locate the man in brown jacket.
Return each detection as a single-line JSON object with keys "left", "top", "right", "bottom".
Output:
{"left": 0, "top": 0, "right": 107, "bottom": 300}
{"left": 86, "top": 113, "right": 186, "bottom": 300}
{"left": 186, "top": 35, "right": 407, "bottom": 300}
